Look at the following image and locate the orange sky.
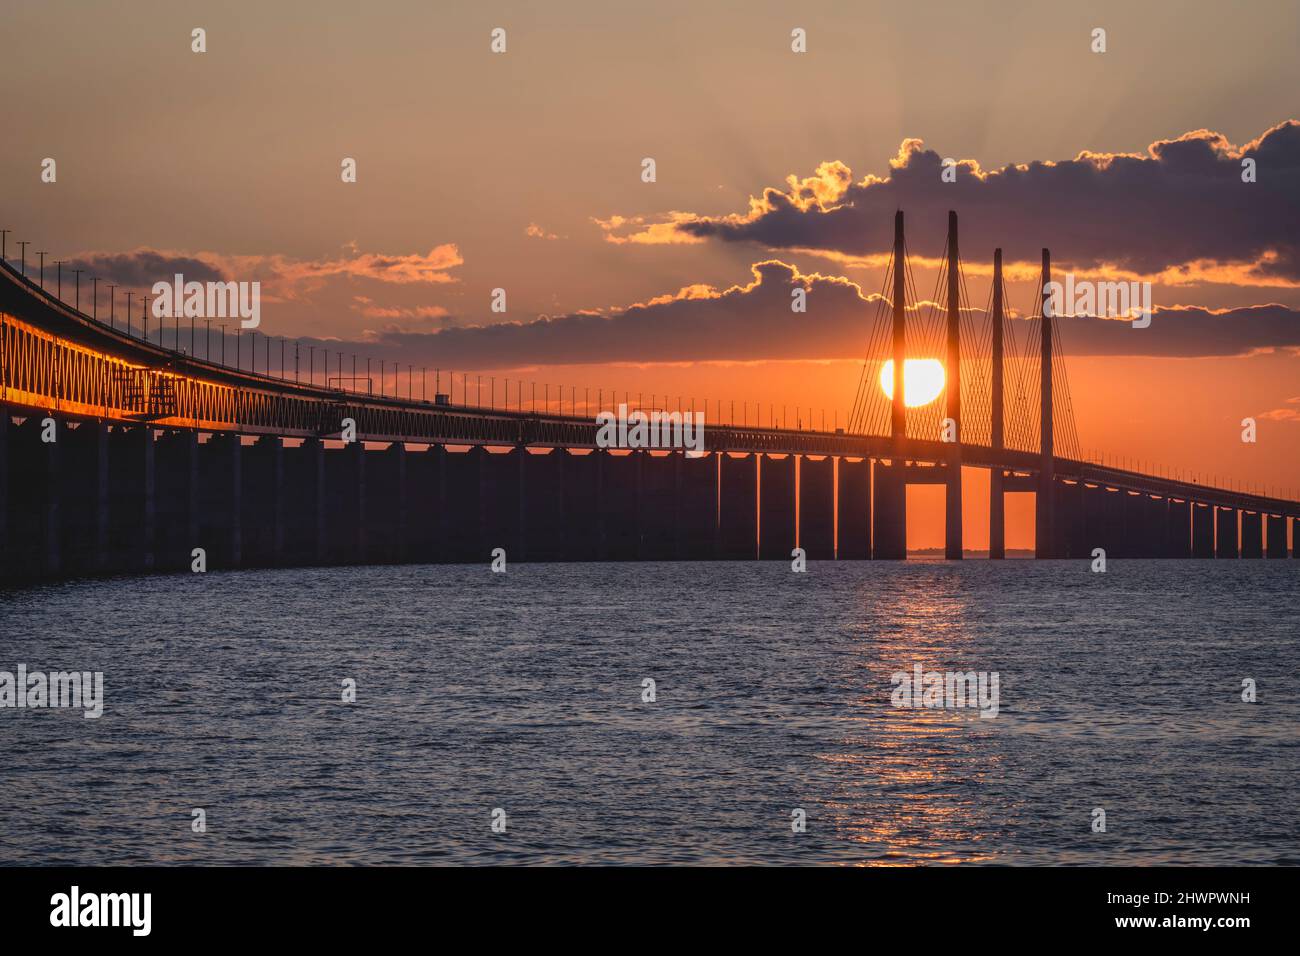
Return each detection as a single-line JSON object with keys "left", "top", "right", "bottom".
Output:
{"left": 3, "top": 1, "right": 1297, "bottom": 551}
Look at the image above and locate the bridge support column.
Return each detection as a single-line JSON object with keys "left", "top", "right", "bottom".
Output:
{"left": 676, "top": 451, "right": 717, "bottom": 560}
{"left": 1240, "top": 511, "right": 1263, "bottom": 558}
{"left": 479, "top": 447, "right": 521, "bottom": 562}
{"left": 363, "top": 442, "right": 406, "bottom": 563}
{"left": 60, "top": 420, "right": 111, "bottom": 574}
{"left": 243, "top": 436, "right": 285, "bottom": 566}
{"left": 110, "top": 424, "right": 155, "bottom": 573}
{"left": 1055, "top": 480, "right": 1086, "bottom": 558}
{"left": 285, "top": 438, "right": 327, "bottom": 565}
{"left": 560, "top": 449, "right": 599, "bottom": 561}
{"left": 1120, "top": 492, "right": 1147, "bottom": 559}
{"left": 599, "top": 450, "right": 642, "bottom": 560}
{"left": 404, "top": 443, "right": 438, "bottom": 563}
{"left": 719, "top": 453, "right": 758, "bottom": 560}
{"left": 198, "top": 433, "right": 240, "bottom": 568}
{"left": 1083, "top": 485, "right": 1107, "bottom": 558}
{"left": 640, "top": 452, "right": 676, "bottom": 559}
{"left": 1293, "top": 517, "right": 1299, "bottom": 558}
{"left": 523, "top": 449, "right": 566, "bottom": 562}
{"left": 799, "top": 456, "right": 834, "bottom": 561}
{"left": 1192, "top": 503, "right": 1214, "bottom": 558}
{"left": 1266, "top": 514, "right": 1287, "bottom": 558}
{"left": 155, "top": 429, "right": 198, "bottom": 572}
{"left": 945, "top": 463, "right": 963, "bottom": 560}
{"left": 873, "top": 460, "right": 906, "bottom": 560}
{"left": 1215, "top": 506, "right": 1238, "bottom": 559}
{"left": 989, "top": 470, "right": 1005, "bottom": 560}
{"left": 325, "top": 440, "right": 364, "bottom": 564}
{"left": 1143, "top": 495, "right": 1168, "bottom": 558}
{"left": 836, "top": 457, "right": 870, "bottom": 559}
{"left": 760, "top": 454, "right": 796, "bottom": 560}
{"left": 10, "top": 414, "right": 62, "bottom": 578}
{"left": 0, "top": 414, "right": 7, "bottom": 581}
{"left": 1166, "top": 499, "right": 1191, "bottom": 558}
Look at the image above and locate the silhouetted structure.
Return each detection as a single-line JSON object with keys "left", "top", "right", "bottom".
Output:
{"left": 2, "top": 215, "right": 1297, "bottom": 581}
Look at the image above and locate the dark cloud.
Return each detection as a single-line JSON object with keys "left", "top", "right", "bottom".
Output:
{"left": 663, "top": 121, "right": 1300, "bottom": 282}
{"left": 57, "top": 249, "right": 228, "bottom": 288}
{"left": 287, "top": 262, "right": 1300, "bottom": 369}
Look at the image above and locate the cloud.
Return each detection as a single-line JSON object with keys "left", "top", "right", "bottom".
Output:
{"left": 601, "top": 121, "right": 1300, "bottom": 284}
{"left": 525, "top": 223, "right": 561, "bottom": 240}
{"left": 58, "top": 244, "right": 464, "bottom": 299}
{"left": 58, "top": 249, "right": 228, "bottom": 287}
{"left": 290, "top": 261, "right": 1300, "bottom": 370}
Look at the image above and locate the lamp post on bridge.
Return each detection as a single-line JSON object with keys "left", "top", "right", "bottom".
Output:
{"left": 16, "top": 241, "right": 30, "bottom": 278}
{"left": 72, "top": 269, "right": 84, "bottom": 312}
{"left": 54, "top": 260, "right": 63, "bottom": 299}
{"left": 37, "top": 251, "right": 47, "bottom": 289}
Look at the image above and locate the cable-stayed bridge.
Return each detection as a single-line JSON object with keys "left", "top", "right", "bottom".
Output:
{"left": 1, "top": 214, "right": 1296, "bottom": 580}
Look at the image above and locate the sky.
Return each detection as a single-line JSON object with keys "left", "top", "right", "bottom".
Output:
{"left": 3, "top": 0, "right": 1298, "bottom": 549}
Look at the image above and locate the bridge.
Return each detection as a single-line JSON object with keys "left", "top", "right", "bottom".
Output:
{"left": 2, "top": 213, "right": 1297, "bottom": 580}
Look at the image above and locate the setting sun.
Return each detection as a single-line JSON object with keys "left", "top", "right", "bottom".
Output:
{"left": 879, "top": 358, "right": 946, "bottom": 407}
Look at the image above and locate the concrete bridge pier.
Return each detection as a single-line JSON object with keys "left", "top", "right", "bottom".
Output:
{"left": 284, "top": 438, "right": 327, "bottom": 565}
{"left": 8, "top": 414, "right": 61, "bottom": 578}
{"left": 719, "top": 453, "right": 758, "bottom": 560}
{"left": 241, "top": 436, "right": 285, "bottom": 567}
{"left": 1192, "top": 503, "right": 1214, "bottom": 557}
{"left": 1166, "top": 499, "right": 1192, "bottom": 558}
{"left": 945, "top": 459, "right": 963, "bottom": 560}
{"left": 323, "top": 440, "right": 364, "bottom": 564}
{"left": 198, "top": 433, "right": 240, "bottom": 569}
{"left": 155, "top": 428, "right": 198, "bottom": 572}
{"left": 402, "top": 443, "right": 439, "bottom": 563}
{"left": 1240, "top": 511, "right": 1263, "bottom": 558}
{"left": 640, "top": 452, "right": 676, "bottom": 560}
{"left": 600, "top": 450, "right": 642, "bottom": 560}
{"left": 0, "top": 414, "right": 7, "bottom": 581}
{"left": 478, "top": 447, "right": 521, "bottom": 562}
{"left": 523, "top": 449, "right": 566, "bottom": 562}
{"left": 438, "top": 446, "right": 481, "bottom": 562}
{"left": 759, "top": 454, "right": 795, "bottom": 560}
{"left": 1055, "top": 480, "right": 1087, "bottom": 558}
{"left": 109, "top": 424, "right": 155, "bottom": 573}
{"left": 799, "top": 455, "right": 834, "bottom": 560}
{"left": 61, "top": 420, "right": 111, "bottom": 574}
{"left": 676, "top": 451, "right": 717, "bottom": 560}
{"left": 988, "top": 469, "right": 1006, "bottom": 560}
{"left": 1143, "top": 495, "right": 1168, "bottom": 558}
{"left": 1215, "top": 506, "right": 1239, "bottom": 559}
{"left": 872, "top": 459, "right": 906, "bottom": 560}
{"left": 1266, "top": 514, "right": 1287, "bottom": 558}
{"left": 560, "top": 449, "right": 600, "bottom": 561}
{"left": 1082, "top": 484, "right": 1104, "bottom": 556}
{"left": 836, "top": 457, "right": 871, "bottom": 559}
{"left": 361, "top": 442, "right": 406, "bottom": 564}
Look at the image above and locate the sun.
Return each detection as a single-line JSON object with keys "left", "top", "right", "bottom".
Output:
{"left": 879, "top": 358, "right": 946, "bottom": 407}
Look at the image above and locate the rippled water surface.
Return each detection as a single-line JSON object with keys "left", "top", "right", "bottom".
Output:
{"left": 1, "top": 560, "right": 1296, "bottom": 865}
